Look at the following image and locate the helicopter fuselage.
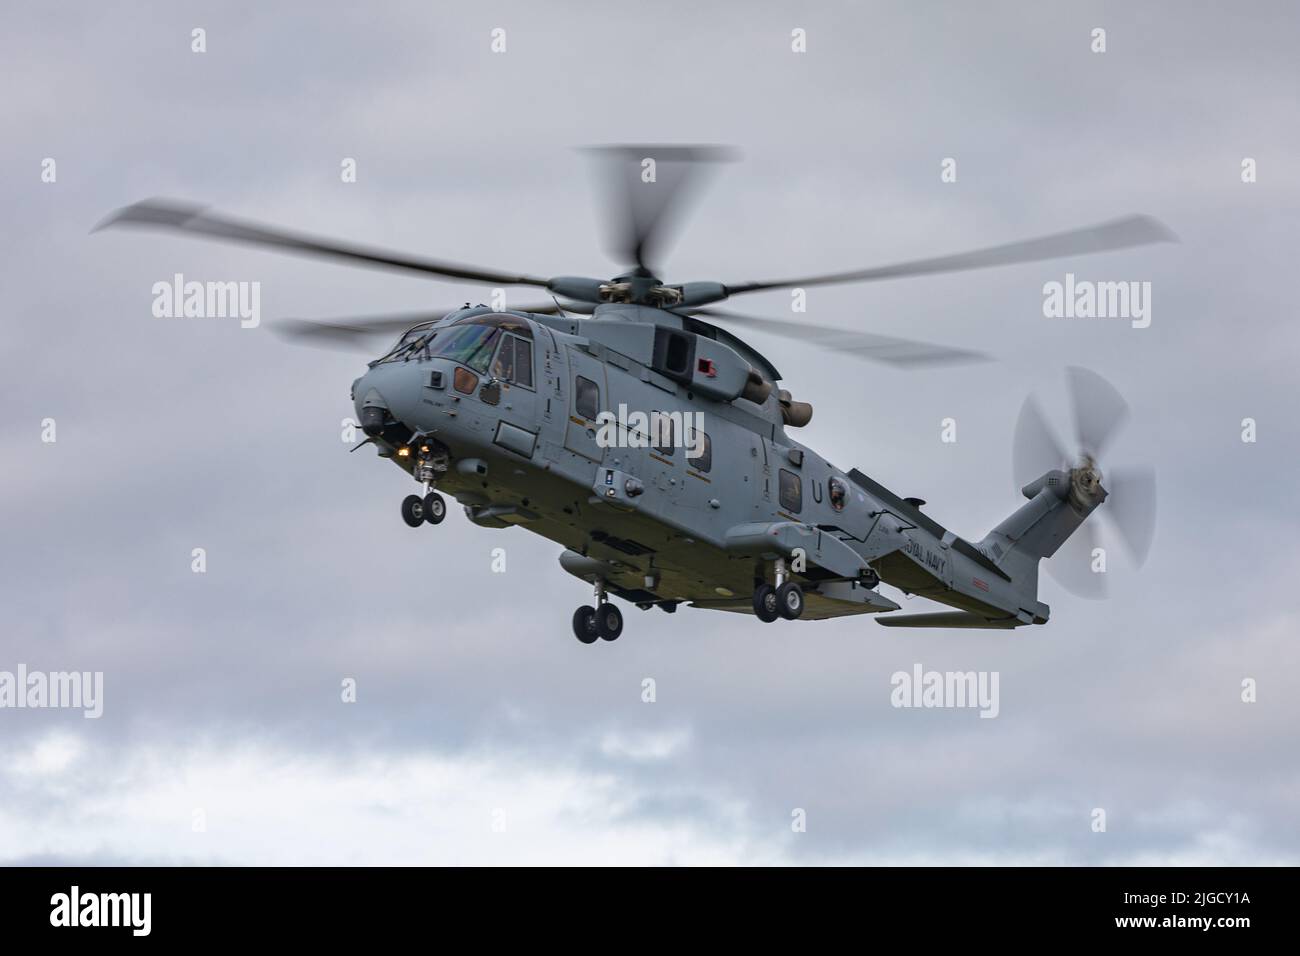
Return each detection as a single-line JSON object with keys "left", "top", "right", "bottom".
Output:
{"left": 351, "top": 304, "right": 1060, "bottom": 629}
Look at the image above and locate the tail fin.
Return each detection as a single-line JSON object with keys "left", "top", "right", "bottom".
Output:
{"left": 978, "top": 469, "right": 1104, "bottom": 592}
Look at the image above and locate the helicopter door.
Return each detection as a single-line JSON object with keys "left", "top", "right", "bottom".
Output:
{"left": 751, "top": 434, "right": 772, "bottom": 518}
{"left": 485, "top": 332, "right": 537, "bottom": 457}
{"left": 563, "top": 347, "right": 607, "bottom": 463}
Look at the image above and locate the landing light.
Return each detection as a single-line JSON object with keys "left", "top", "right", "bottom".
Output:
{"left": 397, "top": 447, "right": 410, "bottom": 458}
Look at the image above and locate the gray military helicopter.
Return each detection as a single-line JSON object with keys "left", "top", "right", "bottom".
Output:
{"left": 97, "top": 147, "right": 1169, "bottom": 642}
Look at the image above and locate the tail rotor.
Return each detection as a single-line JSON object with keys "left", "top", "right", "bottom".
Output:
{"left": 1011, "top": 367, "right": 1157, "bottom": 599}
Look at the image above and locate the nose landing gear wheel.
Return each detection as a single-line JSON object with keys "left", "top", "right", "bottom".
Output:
{"left": 753, "top": 584, "right": 779, "bottom": 623}
{"left": 423, "top": 492, "right": 446, "bottom": 525}
{"left": 776, "top": 582, "right": 805, "bottom": 620}
{"left": 594, "top": 603, "right": 623, "bottom": 641}
{"left": 572, "top": 605, "right": 599, "bottom": 644}
{"left": 400, "top": 494, "right": 425, "bottom": 528}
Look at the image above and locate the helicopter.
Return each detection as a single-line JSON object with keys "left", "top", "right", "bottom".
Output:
{"left": 96, "top": 147, "right": 1168, "bottom": 643}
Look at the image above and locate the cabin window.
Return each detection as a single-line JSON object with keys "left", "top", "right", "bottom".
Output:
{"left": 829, "top": 476, "right": 848, "bottom": 512}
{"left": 652, "top": 412, "right": 675, "bottom": 456}
{"left": 779, "top": 469, "right": 802, "bottom": 514}
{"left": 687, "top": 431, "right": 712, "bottom": 473}
{"left": 575, "top": 375, "right": 600, "bottom": 421}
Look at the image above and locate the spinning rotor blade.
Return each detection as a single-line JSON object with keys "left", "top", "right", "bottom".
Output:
{"left": 1012, "top": 368, "right": 1158, "bottom": 598}
{"left": 1066, "top": 365, "right": 1130, "bottom": 459}
{"left": 724, "top": 215, "right": 1176, "bottom": 297}
{"left": 1102, "top": 465, "right": 1157, "bottom": 566}
{"left": 691, "top": 307, "right": 989, "bottom": 368}
{"left": 275, "top": 314, "right": 442, "bottom": 351}
{"left": 272, "top": 303, "right": 568, "bottom": 351}
{"left": 1012, "top": 396, "right": 1069, "bottom": 489}
{"left": 94, "top": 199, "right": 554, "bottom": 288}
{"left": 585, "top": 145, "right": 738, "bottom": 276}
{"left": 1045, "top": 518, "right": 1108, "bottom": 600}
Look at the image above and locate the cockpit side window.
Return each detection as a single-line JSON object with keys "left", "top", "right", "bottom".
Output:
{"left": 513, "top": 337, "right": 533, "bottom": 388}
{"left": 491, "top": 334, "right": 535, "bottom": 389}
{"left": 493, "top": 336, "right": 516, "bottom": 382}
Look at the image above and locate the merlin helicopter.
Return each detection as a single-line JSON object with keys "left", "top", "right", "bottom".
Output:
{"left": 97, "top": 147, "right": 1168, "bottom": 642}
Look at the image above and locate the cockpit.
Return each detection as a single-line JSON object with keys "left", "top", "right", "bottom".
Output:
{"left": 373, "top": 313, "right": 534, "bottom": 376}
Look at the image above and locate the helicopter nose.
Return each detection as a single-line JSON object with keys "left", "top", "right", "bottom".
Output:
{"left": 352, "top": 373, "right": 389, "bottom": 436}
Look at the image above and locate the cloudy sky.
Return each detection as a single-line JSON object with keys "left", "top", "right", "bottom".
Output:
{"left": 3, "top": 1, "right": 1297, "bottom": 865}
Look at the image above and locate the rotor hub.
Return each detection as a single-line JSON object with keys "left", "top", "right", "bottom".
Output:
{"left": 1069, "top": 455, "right": 1105, "bottom": 508}
{"left": 600, "top": 273, "right": 683, "bottom": 307}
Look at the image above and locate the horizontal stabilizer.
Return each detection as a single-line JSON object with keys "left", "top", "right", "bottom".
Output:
{"left": 876, "top": 611, "right": 1022, "bottom": 629}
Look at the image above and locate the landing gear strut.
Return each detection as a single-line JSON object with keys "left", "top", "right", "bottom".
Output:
{"left": 753, "top": 557, "right": 804, "bottom": 622}
{"left": 401, "top": 442, "right": 448, "bottom": 528}
{"left": 573, "top": 579, "right": 624, "bottom": 644}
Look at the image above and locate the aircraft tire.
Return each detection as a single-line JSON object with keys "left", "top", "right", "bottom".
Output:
{"left": 595, "top": 603, "right": 623, "bottom": 641}
{"left": 572, "top": 605, "right": 599, "bottom": 644}
{"left": 753, "top": 584, "right": 779, "bottom": 623}
{"left": 776, "top": 582, "right": 804, "bottom": 621}
{"left": 401, "top": 494, "right": 425, "bottom": 527}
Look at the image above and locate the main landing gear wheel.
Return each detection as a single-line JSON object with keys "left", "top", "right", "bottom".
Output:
{"left": 753, "top": 584, "right": 779, "bottom": 623}
{"left": 400, "top": 494, "right": 425, "bottom": 528}
{"left": 572, "top": 605, "right": 599, "bottom": 644}
{"left": 423, "top": 492, "right": 446, "bottom": 525}
{"left": 594, "top": 603, "right": 623, "bottom": 641}
{"left": 776, "top": 582, "right": 804, "bottom": 620}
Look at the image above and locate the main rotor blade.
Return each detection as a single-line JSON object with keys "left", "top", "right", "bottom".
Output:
{"left": 1066, "top": 365, "right": 1130, "bottom": 459}
{"left": 94, "top": 199, "right": 553, "bottom": 288}
{"left": 272, "top": 303, "right": 567, "bottom": 350}
{"left": 724, "top": 214, "right": 1176, "bottom": 296}
{"left": 1045, "top": 519, "right": 1108, "bottom": 600}
{"left": 692, "top": 308, "right": 989, "bottom": 368}
{"left": 273, "top": 318, "right": 424, "bottom": 351}
{"left": 1012, "top": 396, "right": 1068, "bottom": 490}
{"left": 585, "top": 145, "right": 738, "bottom": 276}
{"left": 1102, "top": 465, "right": 1157, "bottom": 566}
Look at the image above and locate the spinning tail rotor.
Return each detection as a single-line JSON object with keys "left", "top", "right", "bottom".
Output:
{"left": 1011, "top": 367, "right": 1156, "bottom": 599}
